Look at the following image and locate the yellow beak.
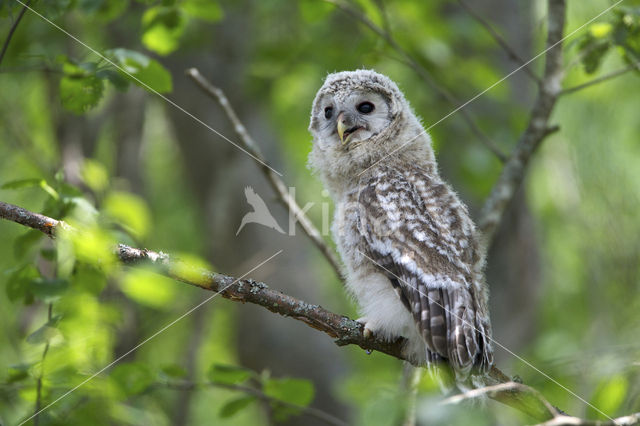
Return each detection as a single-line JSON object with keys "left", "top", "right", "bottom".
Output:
{"left": 337, "top": 113, "right": 347, "bottom": 144}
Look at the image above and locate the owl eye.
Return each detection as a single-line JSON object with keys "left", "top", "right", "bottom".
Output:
{"left": 357, "top": 101, "right": 375, "bottom": 114}
{"left": 324, "top": 106, "right": 333, "bottom": 120}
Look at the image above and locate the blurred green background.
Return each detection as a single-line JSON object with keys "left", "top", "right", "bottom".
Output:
{"left": 1, "top": 0, "right": 639, "bottom": 425}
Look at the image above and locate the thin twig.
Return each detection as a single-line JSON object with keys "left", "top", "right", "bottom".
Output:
{"left": 160, "top": 380, "right": 348, "bottom": 426}
{"left": 478, "top": 0, "right": 566, "bottom": 244}
{"left": 534, "top": 412, "right": 640, "bottom": 426}
{"left": 442, "top": 381, "right": 560, "bottom": 420}
{"left": 0, "top": 0, "right": 31, "bottom": 67}
{"left": 323, "top": 0, "right": 507, "bottom": 161}
{"left": 457, "top": 0, "right": 542, "bottom": 85}
{"left": 33, "top": 303, "right": 53, "bottom": 426}
{"left": 0, "top": 200, "right": 555, "bottom": 421}
{"left": 560, "top": 62, "right": 640, "bottom": 96}
{"left": 186, "top": 68, "right": 343, "bottom": 280}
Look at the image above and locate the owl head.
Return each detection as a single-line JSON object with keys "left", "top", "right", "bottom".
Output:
{"left": 308, "top": 70, "right": 434, "bottom": 192}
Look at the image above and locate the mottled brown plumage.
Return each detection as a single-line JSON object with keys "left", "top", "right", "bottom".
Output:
{"left": 308, "top": 70, "right": 493, "bottom": 387}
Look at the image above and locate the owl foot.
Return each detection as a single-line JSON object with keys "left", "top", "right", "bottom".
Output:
{"left": 356, "top": 317, "right": 374, "bottom": 339}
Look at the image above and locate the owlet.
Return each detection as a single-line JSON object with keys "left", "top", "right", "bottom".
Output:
{"left": 308, "top": 70, "right": 493, "bottom": 386}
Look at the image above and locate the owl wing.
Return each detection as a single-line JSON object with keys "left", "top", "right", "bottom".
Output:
{"left": 357, "top": 168, "right": 492, "bottom": 374}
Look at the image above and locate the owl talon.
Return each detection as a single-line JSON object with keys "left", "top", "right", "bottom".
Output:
{"left": 363, "top": 327, "right": 373, "bottom": 339}
{"left": 357, "top": 317, "right": 374, "bottom": 339}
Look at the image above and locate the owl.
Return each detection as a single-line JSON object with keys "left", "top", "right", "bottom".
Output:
{"left": 308, "top": 70, "right": 493, "bottom": 387}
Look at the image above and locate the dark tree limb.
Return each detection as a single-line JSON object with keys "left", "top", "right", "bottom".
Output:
{"left": 478, "top": 0, "right": 566, "bottom": 244}
{"left": 185, "top": 68, "right": 344, "bottom": 281}
{"left": 0, "top": 200, "right": 601, "bottom": 423}
{"left": 0, "top": 0, "right": 31, "bottom": 67}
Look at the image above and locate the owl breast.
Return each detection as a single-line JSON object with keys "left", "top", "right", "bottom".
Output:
{"left": 332, "top": 188, "right": 428, "bottom": 364}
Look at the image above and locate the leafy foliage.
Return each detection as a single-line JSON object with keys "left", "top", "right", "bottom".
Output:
{"left": 1, "top": 1, "right": 640, "bottom": 425}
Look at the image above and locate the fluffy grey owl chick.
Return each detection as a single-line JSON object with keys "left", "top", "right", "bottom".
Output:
{"left": 308, "top": 70, "right": 493, "bottom": 385}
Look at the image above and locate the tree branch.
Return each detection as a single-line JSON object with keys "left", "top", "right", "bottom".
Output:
{"left": 457, "top": 0, "right": 543, "bottom": 85}
{"left": 478, "top": 0, "right": 566, "bottom": 244}
{"left": 0, "top": 0, "right": 31, "bottom": 68}
{"left": 323, "top": 0, "right": 507, "bottom": 162}
{"left": 560, "top": 62, "right": 640, "bottom": 96}
{"left": 185, "top": 68, "right": 344, "bottom": 280}
{"left": 0, "top": 200, "right": 556, "bottom": 421}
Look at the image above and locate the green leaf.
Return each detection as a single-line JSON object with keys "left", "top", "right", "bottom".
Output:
{"left": 578, "top": 36, "right": 610, "bottom": 74}
{"left": 219, "top": 396, "right": 256, "bottom": 418}
{"left": 7, "top": 363, "right": 35, "bottom": 384}
{"left": 119, "top": 269, "right": 176, "bottom": 308}
{"left": 4, "top": 264, "right": 40, "bottom": 303}
{"left": 96, "top": 69, "right": 130, "bottom": 91}
{"left": 208, "top": 364, "right": 254, "bottom": 385}
{"left": 1, "top": 178, "right": 42, "bottom": 189}
{"left": 60, "top": 74, "right": 105, "bottom": 114}
{"left": 103, "top": 191, "right": 152, "bottom": 238}
{"left": 263, "top": 377, "right": 314, "bottom": 407}
{"left": 81, "top": 159, "right": 109, "bottom": 193}
{"left": 72, "top": 263, "right": 107, "bottom": 295}
{"left": 159, "top": 364, "right": 188, "bottom": 380}
{"left": 141, "top": 6, "right": 185, "bottom": 55}
{"left": 182, "top": 0, "right": 223, "bottom": 22}
{"left": 26, "top": 319, "right": 62, "bottom": 345}
{"left": 111, "top": 363, "right": 154, "bottom": 396}
{"left": 13, "top": 230, "right": 44, "bottom": 260}
{"left": 28, "top": 278, "right": 69, "bottom": 302}
{"left": 105, "top": 48, "right": 173, "bottom": 93}
{"left": 79, "top": 0, "right": 128, "bottom": 21}
{"left": 588, "top": 375, "right": 628, "bottom": 419}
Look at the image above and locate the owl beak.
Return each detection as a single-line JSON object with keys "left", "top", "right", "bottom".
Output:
{"left": 337, "top": 113, "right": 348, "bottom": 144}
{"left": 337, "top": 112, "right": 361, "bottom": 145}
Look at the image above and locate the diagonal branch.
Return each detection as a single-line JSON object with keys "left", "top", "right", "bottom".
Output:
{"left": 0, "top": 200, "right": 554, "bottom": 422}
{"left": 0, "top": 0, "right": 32, "bottom": 67}
{"left": 478, "top": 0, "right": 566, "bottom": 244}
{"left": 186, "top": 68, "right": 343, "bottom": 280}
{"left": 457, "top": 0, "right": 542, "bottom": 85}
{"left": 322, "top": 0, "right": 507, "bottom": 161}
{"left": 560, "top": 61, "right": 640, "bottom": 96}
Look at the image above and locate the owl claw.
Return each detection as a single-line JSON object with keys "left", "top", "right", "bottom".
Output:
{"left": 357, "top": 317, "right": 374, "bottom": 339}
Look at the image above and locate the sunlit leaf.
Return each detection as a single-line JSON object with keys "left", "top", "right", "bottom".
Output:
{"left": 103, "top": 191, "right": 152, "bottom": 238}
{"left": 208, "top": 364, "right": 254, "bottom": 385}
{"left": 588, "top": 375, "right": 628, "bottom": 419}
{"left": 60, "top": 74, "right": 105, "bottom": 114}
{"left": 105, "top": 48, "right": 173, "bottom": 93}
{"left": 141, "top": 6, "right": 185, "bottom": 55}
{"left": 263, "top": 377, "right": 314, "bottom": 407}
{"left": 219, "top": 396, "right": 256, "bottom": 418}
{"left": 120, "top": 268, "right": 176, "bottom": 308}
{"left": 81, "top": 159, "right": 109, "bottom": 193}
{"left": 590, "top": 22, "right": 613, "bottom": 38}
{"left": 170, "top": 253, "right": 213, "bottom": 286}
{"left": 182, "top": 0, "right": 223, "bottom": 22}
